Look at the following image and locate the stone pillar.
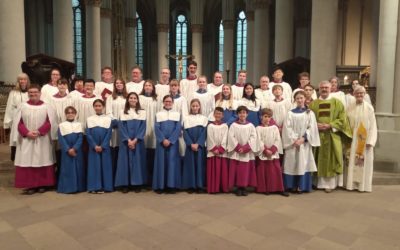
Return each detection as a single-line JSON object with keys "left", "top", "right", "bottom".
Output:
{"left": 253, "top": 0, "right": 270, "bottom": 81}
{"left": 101, "top": 0, "right": 112, "bottom": 68}
{"left": 275, "top": 0, "right": 294, "bottom": 63}
{"left": 395, "top": 0, "right": 400, "bottom": 117}
{"left": 0, "top": 0, "right": 25, "bottom": 83}
{"left": 246, "top": 0, "right": 255, "bottom": 84}
{"left": 191, "top": 0, "right": 205, "bottom": 75}
{"left": 125, "top": 0, "right": 136, "bottom": 74}
{"left": 85, "top": 0, "right": 102, "bottom": 80}
{"left": 310, "top": 0, "right": 338, "bottom": 86}
{"left": 369, "top": 0, "right": 379, "bottom": 87}
{"left": 222, "top": 0, "right": 234, "bottom": 84}
{"left": 156, "top": 0, "right": 170, "bottom": 73}
{"left": 53, "top": 0, "right": 74, "bottom": 62}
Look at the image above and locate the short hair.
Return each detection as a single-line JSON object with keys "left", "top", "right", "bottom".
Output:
{"left": 101, "top": 66, "right": 113, "bottom": 74}
{"left": 236, "top": 105, "right": 248, "bottom": 114}
{"left": 304, "top": 83, "right": 314, "bottom": 90}
{"left": 188, "top": 61, "right": 197, "bottom": 67}
{"left": 329, "top": 76, "right": 339, "bottom": 83}
{"left": 214, "top": 71, "right": 223, "bottom": 77}
{"left": 261, "top": 108, "right": 273, "bottom": 117}
{"left": 93, "top": 99, "right": 105, "bottom": 107}
{"left": 64, "top": 106, "right": 77, "bottom": 115}
{"left": 293, "top": 90, "right": 306, "bottom": 99}
{"left": 238, "top": 69, "right": 247, "bottom": 75}
{"left": 353, "top": 85, "right": 366, "bottom": 94}
{"left": 319, "top": 80, "right": 331, "bottom": 87}
{"left": 163, "top": 95, "right": 174, "bottom": 102}
{"left": 260, "top": 75, "right": 269, "bottom": 81}
{"left": 298, "top": 72, "right": 310, "bottom": 79}
{"left": 198, "top": 75, "right": 208, "bottom": 84}
{"left": 272, "top": 84, "right": 283, "bottom": 91}
{"left": 214, "top": 107, "right": 224, "bottom": 113}
{"left": 272, "top": 67, "right": 283, "bottom": 74}
{"left": 131, "top": 65, "right": 143, "bottom": 73}
{"left": 51, "top": 68, "right": 61, "bottom": 74}
{"left": 58, "top": 78, "right": 69, "bottom": 85}
{"left": 28, "top": 84, "right": 41, "bottom": 91}
{"left": 84, "top": 79, "right": 96, "bottom": 86}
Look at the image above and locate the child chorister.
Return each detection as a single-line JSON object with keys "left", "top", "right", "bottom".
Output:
{"left": 206, "top": 107, "right": 229, "bottom": 193}
{"left": 115, "top": 92, "right": 147, "bottom": 193}
{"left": 282, "top": 91, "right": 320, "bottom": 193}
{"left": 227, "top": 106, "right": 258, "bottom": 196}
{"left": 255, "top": 108, "right": 288, "bottom": 196}
{"left": 86, "top": 99, "right": 113, "bottom": 193}
{"left": 191, "top": 76, "right": 215, "bottom": 118}
{"left": 182, "top": 99, "right": 208, "bottom": 193}
{"left": 214, "top": 84, "right": 238, "bottom": 126}
{"left": 153, "top": 95, "right": 182, "bottom": 194}
{"left": 57, "top": 106, "right": 85, "bottom": 194}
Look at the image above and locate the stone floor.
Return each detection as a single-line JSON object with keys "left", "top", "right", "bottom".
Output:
{"left": 1, "top": 185, "right": 400, "bottom": 250}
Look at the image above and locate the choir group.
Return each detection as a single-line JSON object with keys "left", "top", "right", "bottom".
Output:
{"left": 4, "top": 61, "right": 378, "bottom": 196}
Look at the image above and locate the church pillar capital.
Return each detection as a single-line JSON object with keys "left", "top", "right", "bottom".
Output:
{"left": 191, "top": 24, "right": 204, "bottom": 33}
{"left": 157, "top": 23, "right": 169, "bottom": 32}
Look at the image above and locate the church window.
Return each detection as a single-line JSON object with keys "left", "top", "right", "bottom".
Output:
{"left": 72, "top": 0, "right": 86, "bottom": 76}
{"left": 135, "top": 12, "right": 144, "bottom": 69}
{"left": 176, "top": 14, "right": 188, "bottom": 79}
{"left": 219, "top": 21, "right": 224, "bottom": 72}
{"left": 235, "top": 10, "right": 247, "bottom": 79}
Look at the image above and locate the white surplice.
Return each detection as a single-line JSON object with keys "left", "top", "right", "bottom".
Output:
{"left": 207, "top": 122, "right": 229, "bottom": 158}
{"left": 126, "top": 80, "right": 144, "bottom": 94}
{"left": 139, "top": 95, "right": 159, "bottom": 149}
{"left": 269, "top": 81, "right": 293, "bottom": 100}
{"left": 227, "top": 122, "right": 258, "bottom": 162}
{"left": 4, "top": 90, "right": 28, "bottom": 146}
{"left": 256, "top": 125, "right": 283, "bottom": 160}
{"left": 266, "top": 98, "right": 292, "bottom": 127}
{"left": 105, "top": 95, "right": 126, "bottom": 147}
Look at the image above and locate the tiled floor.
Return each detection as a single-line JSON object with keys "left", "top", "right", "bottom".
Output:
{"left": 1, "top": 186, "right": 400, "bottom": 250}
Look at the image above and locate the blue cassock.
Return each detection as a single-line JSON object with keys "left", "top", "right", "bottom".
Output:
{"left": 222, "top": 109, "right": 237, "bottom": 126}
{"left": 115, "top": 109, "right": 147, "bottom": 187}
{"left": 182, "top": 114, "right": 208, "bottom": 189}
{"left": 57, "top": 121, "right": 85, "bottom": 193}
{"left": 152, "top": 109, "right": 182, "bottom": 190}
{"left": 86, "top": 114, "right": 113, "bottom": 192}
{"left": 247, "top": 110, "right": 261, "bottom": 127}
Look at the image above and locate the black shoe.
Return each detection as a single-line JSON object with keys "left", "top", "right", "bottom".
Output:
{"left": 121, "top": 187, "right": 129, "bottom": 193}
{"left": 22, "top": 188, "right": 36, "bottom": 195}
{"left": 196, "top": 188, "right": 206, "bottom": 194}
{"left": 241, "top": 188, "right": 248, "bottom": 196}
{"left": 264, "top": 192, "right": 270, "bottom": 195}
{"left": 187, "top": 188, "right": 195, "bottom": 194}
{"left": 155, "top": 189, "right": 163, "bottom": 194}
{"left": 37, "top": 187, "right": 46, "bottom": 193}
{"left": 133, "top": 186, "right": 142, "bottom": 193}
{"left": 280, "top": 191, "right": 290, "bottom": 197}
{"left": 235, "top": 189, "right": 242, "bottom": 196}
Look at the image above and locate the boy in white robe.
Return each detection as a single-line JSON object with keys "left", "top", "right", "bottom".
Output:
{"left": 266, "top": 85, "right": 292, "bottom": 132}
{"left": 269, "top": 67, "right": 292, "bottom": 101}
{"left": 75, "top": 79, "right": 99, "bottom": 129}
{"left": 191, "top": 76, "right": 215, "bottom": 117}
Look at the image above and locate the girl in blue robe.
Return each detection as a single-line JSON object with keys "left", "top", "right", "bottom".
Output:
{"left": 182, "top": 99, "right": 208, "bottom": 193}
{"left": 57, "top": 106, "right": 85, "bottom": 194}
{"left": 86, "top": 99, "right": 113, "bottom": 193}
{"left": 153, "top": 95, "right": 182, "bottom": 194}
{"left": 238, "top": 83, "right": 261, "bottom": 127}
{"left": 115, "top": 92, "right": 147, "bottom": 193}
{"left": 215, "top": 84, "right": 238, "bottom": 126}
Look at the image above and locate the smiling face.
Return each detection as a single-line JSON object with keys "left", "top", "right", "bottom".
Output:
{"left": 273, "top": 69, "right": 283, "bottom": 81}
{"left": 244, "top": 84, "right": 254, "bottom": 97}
{"left": 197, "top": 77, "right": 207, "bottom": 89}
{"left": 128, "top": 93, "right": 138, "bottom": 108}
{"left": 294, "top": 93, "right": 306, "bottom": 108}
{"left": 84, "top": 82, "right": 95, "bottom": 95}
{"left": 163, "top": 96, "right": 173, "bottom": 109}
{"left": 214, "top": 110, "right": 223, "bottom": 122}
{"left": 74, "top": 80, "right": 84, "bottom": 92}
{"left": 190, "top": 101, "right": 201, "bottom": 115}
{"left": 115, "top": 79, "right": 124, "bottom": 91}
{"left": 50, "top": 69, "right": 61, "bottom": 84}
{"left": 28, "top": 87, "right": 41, "bottom": 102}
{"left": 354, "top": 89, "right": 365, "bottom": 104}
{"left": 160, "top": 69, "right": 171, "bottom": 83}
{"left": 131, "top": 68, "right": 142, "bottom": 82}
{"left": 188, "top": 64, "right": 197, "bottom": 76}
{"left": 261, "top": 114, "right": 271, "bottom": 125}
{"left": 259, "top": 76, "right": 269, "bottom": 90}
{"left": 143, "top": 81, "right": 154, "bottom": 94}
{"left": 319, "top": 82, "right": 331, "bottom": 99}
{"left": 57, "top": 82, "right": 68, "bottom": 94}
{"left": 237, "top": 109, "right": 248, "bottom": 122}
{"left": 272, "top": 86, "right": 283, "bottom": 98}
{"left": 19, "top": 77, "right": 28, "bottom": 90}
{"left": 238, "top": 72, "right": 247, "bottom": 84}
{"left": 299, "top": 76, "right": 310, "bottom": 88}
{"left": 93, "top": 101, "right": 104, "bottom": 115}
{"left": 65, "top": 108, "right": 77, "bottom": 121}
{"left": 222, "top": 85, "right": 231, "bottom": 97}
{"left": 102, "top": 68, "right": 113, "bottom": 83}
{"left": 213, "top": 72, "right": 223, "bottom": 85}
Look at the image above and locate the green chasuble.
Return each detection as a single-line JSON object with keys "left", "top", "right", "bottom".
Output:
{"left": 309, "top": 98, "right": 352, "bottom": 177}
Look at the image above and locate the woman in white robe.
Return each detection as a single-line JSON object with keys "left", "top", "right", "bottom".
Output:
{"left": 4, "top": 73, "right": 29, "bottom": 160}
{"left": 282, "top": 90, "right": 320, "bottom": 193}
{"left": 345, "top": 86, "right": 377, "bottom": 192}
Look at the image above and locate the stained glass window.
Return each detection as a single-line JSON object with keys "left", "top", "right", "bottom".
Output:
{"left": 235, "top": 11, "right": 247, "bottom": 79}
{"left": 72, "top": 0, "right": 85, "bottom": 76}
{"left": 176, "top": 14, "right": 188, "bottom": 79}
{"left": 219, "top": 21, "right": 224, "bottom": 72}
{"left": 135, "top": 12, "right": 144, "bottom": 68}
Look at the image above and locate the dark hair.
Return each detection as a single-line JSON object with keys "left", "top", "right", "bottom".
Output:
{"left": 261, "top": 108, "right": 273, "bottom": 117}
{"left": 112, "top": 78, "right": 128, "bottom": 100}
{"left": 131, "top": 65, "right": 143, "bottom": 73}
{"left": 58, "top": 78, "right": 69, "bottom": 85}
{"left": 188, "top": 61, "right": 197, "bottom": 67}
{"left": 242, "top": 83, "right": 256, "bottom": 103}
{"left": 189, "top": 99, "right": 202, "bottom": 115}
{"left": 304, "top": 83, "right": 314, "bottom": 90}
{"left": 84, "top": 79, "right": 95, "bottom": 86}
{"left": 272, "top": 84, "right": 283, "bottom": 92}
{"left": 163, "top": 94, "right": 174, "bottom": 102}
{"left": 236, "top": 105, "right": 248, "bottom": 114}
{"left": 140, "top": 79, "right": 158, "bottom": 101}
{"left": 124, "top": 92, "right": 142, "bottom": 114}
{"left": 72, "top": 76, "right": 84, "bottom": 87}
{"left": 64, "top": 106, "right": 77, "bottom": 115}
{"left": 28, "top": 84, "right": 41, "bottom": 91}
{"left": 92, "top": 99, "right": 105, "bottom": 107}
{"left": 272, "top": 67, "right": 283, "bottom": 74}
{"left": 214, "top": 107, "right": 224, "bottom": 113}
{"left": 293, "top": 90, "right": 306, "bottom": 99}
{"left": 101, "top": 66, "right": 113, "bottom": 74}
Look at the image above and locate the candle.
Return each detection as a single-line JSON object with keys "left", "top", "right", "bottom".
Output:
{"left": 226, "top": 61, "right": 230, "bottom": 71}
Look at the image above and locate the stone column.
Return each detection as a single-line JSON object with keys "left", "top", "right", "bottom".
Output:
{"left": 310, "top": 0, "right": 338, "bottom": 86}
{"left": 156, "top": 0, "right": 170, "bottom": 72}
{"left": 246, "top": 0, "right": 255, "bottom": 84}
{"left": 222, "top": 0, "right": 234, "bottom": 83}
{"left": 253, "top": 0, "right": 270, "bottom": 81}
{"left": 191, "top": 0, "right": 205, "bottom": 75}
{"left": 101, "top": 0, "right": 112, "bottom": 67}
{"left": 53, "top": 0, "right": 74, "bottom": 62}
{"left": 85, "top": 0, "right": 102, "bottom": 80}
{"left": 125, "top": 0, "right": 136, "bottom": 73}
{"left": 0, "top": 0, "right": 26, "bottom": 83}
{"left": 395, "top": 0, "right": 400, "bottom": 117}
{"left": 275, "top": 0, "right": 294, "bottom": 63}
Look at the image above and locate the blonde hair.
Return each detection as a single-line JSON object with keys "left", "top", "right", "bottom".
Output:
{"left": 216, "top": 84, "right": 234, "bottom": 110}
{"left": 15, "top": 73, "right": 31, "bottom": 91}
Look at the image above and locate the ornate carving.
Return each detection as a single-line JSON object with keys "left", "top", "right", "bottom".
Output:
{"left": 191, "top": 24, "right": 204, "bottom": 33}
{"left": 125, "top": 18, "right": 136, "bottom": 28}
{"left": 223, "top": 20, "right": 234, "bottom": 29}
{"left": 157, "top": 23, "right": 169, "bottom": 32}
{"left": 85, "top": 0, "right": 102, "bottom": 7}
{"left": 100, "top": 8, "right": 112, "bottom": 18}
